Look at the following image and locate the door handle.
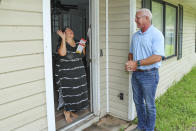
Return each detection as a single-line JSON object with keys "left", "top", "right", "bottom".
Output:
{"left": 88, "top": 58, "right": 92, "bottom": 63}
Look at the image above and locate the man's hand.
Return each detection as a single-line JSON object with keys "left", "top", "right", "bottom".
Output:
{"left": 125, "top": 60, "right": 137, "bottom": 71}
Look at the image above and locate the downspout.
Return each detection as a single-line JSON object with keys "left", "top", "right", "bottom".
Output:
{"left": 106, "top": 0, "right": 109, "bottom": 112}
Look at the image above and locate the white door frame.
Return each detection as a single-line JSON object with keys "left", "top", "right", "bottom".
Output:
{"left": 42, "top": 0, "right": 100, "bottom": 130}
{"left": 128, "top": 0, "right": 137, "bottom": 120}
{"left": 43, "top": 0, "right": 56, "bottom": 130}
{"left": 90, "top": 0, "right": 100, "bottom": 115}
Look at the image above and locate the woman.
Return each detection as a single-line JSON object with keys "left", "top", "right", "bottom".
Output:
{"left": 55, "top": 27, "right": 88, "bottom": 123}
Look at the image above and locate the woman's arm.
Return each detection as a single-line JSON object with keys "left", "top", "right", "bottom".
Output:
{"left": 82, "top": 47, "right": 86, "bottom": 55}
{"left": 58, "top": 38, "right": 66, "bottom": 56}
{"left": 57, "top": 30, "right": 67, "bottom": 56}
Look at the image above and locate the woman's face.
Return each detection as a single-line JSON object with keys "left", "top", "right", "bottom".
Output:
{"left": 65, "top": 28, "right": 74, "bottom": 39}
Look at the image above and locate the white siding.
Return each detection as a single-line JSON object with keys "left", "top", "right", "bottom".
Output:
{"left": 106, "top": 0, "right": 196, "bottom": 121}
{"left": 99, "top": 0, "right": 107, "bottom": 117}
{"left": 0, "top": 0, "right": 47, "bottom": 130}
{"left": 108, "top": 0, "right": 130, "bottom": 120}
{"left": 136, "top": 0, "right": 142, "bottom": 10}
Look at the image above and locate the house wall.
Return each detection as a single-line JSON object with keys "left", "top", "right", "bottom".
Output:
{"left": 99, "top": 0, "right": 107, "bottom": 117}
{"left": 0, "top": 0, "right": 48, "bottom": 130}
{"left": 104, "top": 0, "right": 142, "bottom": 120}
{"left": 0, "top": 0, "right": 195, "bottom": 130}
{"left": 106, "top": 0, "right": 196, "bottom": 121}
{"left": 107, "top": 0, "right": 130, "bottom": 120}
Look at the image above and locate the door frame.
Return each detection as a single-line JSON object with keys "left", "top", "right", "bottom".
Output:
{"left": 42, "top": 0, "right": 100, "bottom": 130}
{"left": 128, "top": 0, "right": 136, "bottom": 120}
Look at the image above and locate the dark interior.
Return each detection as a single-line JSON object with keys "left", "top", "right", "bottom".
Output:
{"left": 50, "top": 0, "right": 91, "bottom": 130}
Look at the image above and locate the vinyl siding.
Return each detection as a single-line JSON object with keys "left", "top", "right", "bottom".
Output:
{"left": 107, "top": 0, "right": 196, "bottom": 121}
{"left": 0, "top": 0, "right": 47, "bottom": 130}
{"left": 99, "top": 0, "right": 107, "bottom": 117}
{"left": 136, "top": 0, "right": 142, "bottom": 10}
{"left": 106, "top": 0, "right": 142, "bottom": 121}
{"left": 0, "top": 0, "right": 195, "bottom": 130}
{"left": 108, "top": 0, "right": 130, "bottom": 120}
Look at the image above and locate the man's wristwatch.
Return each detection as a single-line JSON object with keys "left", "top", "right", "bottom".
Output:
{"left": 137, "top": 60, "right": 141, "bottom": 67}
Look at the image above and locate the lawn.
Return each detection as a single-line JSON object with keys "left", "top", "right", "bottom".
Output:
{"left": 155, "top": 66, "right": 196, "bottom": 131}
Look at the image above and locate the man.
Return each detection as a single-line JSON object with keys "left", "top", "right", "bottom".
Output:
{"left": 125, "top": 8, "right": 164, "bottom": 131}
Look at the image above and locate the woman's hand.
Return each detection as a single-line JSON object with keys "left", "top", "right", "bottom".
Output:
{"left": 57, "top": 30, "right": 66, "bottom": 40}
{"left": 83, "top": 46, "right": 86, "bottom": 55}
{"left": 57, "top": 30, "right": 67, "bottom": 56}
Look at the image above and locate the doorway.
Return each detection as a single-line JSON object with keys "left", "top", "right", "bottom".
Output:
{"left": 50, "top": 0, "right": 92, "bottom": 130}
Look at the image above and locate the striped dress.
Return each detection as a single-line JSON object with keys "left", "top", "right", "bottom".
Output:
{"left": 55, "top": 42, "right": 88, "bottom": 112}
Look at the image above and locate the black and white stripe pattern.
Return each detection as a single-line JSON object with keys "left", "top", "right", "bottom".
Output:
{"left": 55, "top": 42, "right": 88, "bottom": 112}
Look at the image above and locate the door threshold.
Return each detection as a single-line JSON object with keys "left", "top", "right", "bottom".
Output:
{"left": 58, "top": 113, "right": 99, "bottom": 131}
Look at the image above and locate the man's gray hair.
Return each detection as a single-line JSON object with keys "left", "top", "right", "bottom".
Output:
{"left": 136, "top": 8, "right": 152, "bottom": 20}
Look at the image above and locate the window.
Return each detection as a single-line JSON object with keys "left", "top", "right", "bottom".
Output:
{"left": 152, "top": 2, "right": 177, "bottom": 58}
{"left": 152, "top": 1, "right": 163, "bottom": 32}
{"left": 165, "top": 5, "right": 177, "bottom": 57}
{"left": 177, "top": 4, "right": 183, "bottom": 59}
{"left": 143, "top": 0, "right": 182, "bottom": 59}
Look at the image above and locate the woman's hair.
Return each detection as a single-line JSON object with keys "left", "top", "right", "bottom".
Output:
{"left": 62, "top": 26, "right": 71, "bottom": 32}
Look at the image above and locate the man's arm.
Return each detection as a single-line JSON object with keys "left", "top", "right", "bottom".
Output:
{"left": 127, "top": 55, "right": 162, "bottom": 71}
{"left": 139, "top": 55, "right": 162, "bottom": 66}
{"left": 128, "top": 53, "right": 133, "bottom": 61}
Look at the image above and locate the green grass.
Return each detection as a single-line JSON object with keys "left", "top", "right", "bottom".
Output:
{"left": 132, "top": 66, "right": 196, "bottom": 131}
{"left": 155, "top": 66, "right": 196, "bottom": 131}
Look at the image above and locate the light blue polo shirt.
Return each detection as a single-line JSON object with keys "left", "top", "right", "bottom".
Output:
{"left": 130, "top": 25, "right": 165, "bottom": 70}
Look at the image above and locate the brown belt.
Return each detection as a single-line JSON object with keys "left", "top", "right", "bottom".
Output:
{"left": 135, "top": 67, "right": 158, "bottom": 72}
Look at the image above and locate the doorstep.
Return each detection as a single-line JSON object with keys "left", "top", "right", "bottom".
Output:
{"left": 83, "top": 115, "right": 137, "bottom": 131}
{"left": 59, "top": 114, "right": 99, "bottom": 131}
